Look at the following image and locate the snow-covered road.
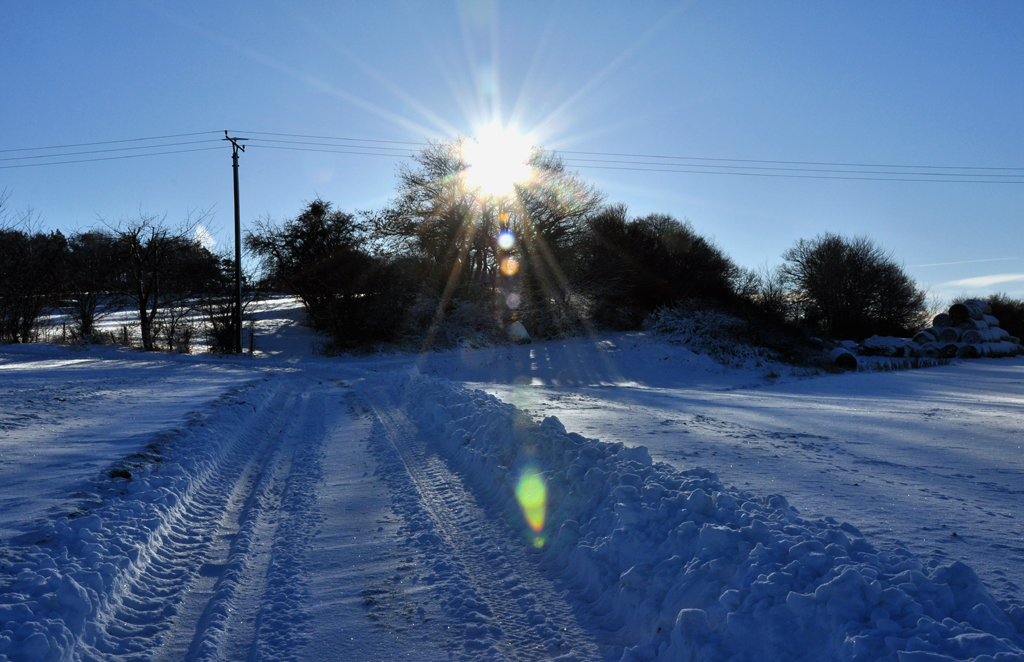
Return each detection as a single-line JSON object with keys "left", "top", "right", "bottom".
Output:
{"left": 1, "top": 333, "right": 1023, "bottom": 661}
{"left": 0, "top": 350, "right": 255, "bottom": 542}
{"left": 0, "top": 367, "right": 330, "bottom": 660}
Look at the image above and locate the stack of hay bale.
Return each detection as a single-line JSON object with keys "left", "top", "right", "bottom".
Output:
{"left": 827, "top": 299, "right": 1022, "bottom": 370}
{"left": 911, "top": 299, "right": 1022, "bottom": 359}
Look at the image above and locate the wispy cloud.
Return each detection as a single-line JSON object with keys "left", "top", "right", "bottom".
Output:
{"left": 911, "top": 256, "right": 1019, "bottom": 268}
{"left": 940, "top": 273, "right": 1024, "bottom": 288}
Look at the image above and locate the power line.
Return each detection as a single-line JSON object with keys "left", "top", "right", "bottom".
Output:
{"left": 0, "top": 131, "right": 222, "bottom": 154}
{"left": 246, "top": 137, "right": 418, "bottom": 153}
{"left": 247, "top": 144, "right": 417, "bottom": 158}
{"left": 563, "top": 162, "right": 1024, "bottom": 184}
{"left": 5, "top": 129, "right": 1021, "bottom": 173}
{"left": 556, "top": 149, "right": 1024, "bottom": 172}
{"left": 0, "top": 139, "right": 223, "bottom": 163}
{"left": 2, "top": 128, "right": 1022, "bottom": 183}
{"left": 228, "top": 131, "right": 1024, "bottom": 182}
{"left": 240, "top": 142, "right": 1024, "bottom": 183}
{"left": 229, "top": 129, "right": 427, "bottom": 147}
{"left": 0, "top": 146, "right": 223, "bottom": 170}
{"left": 559, "top": 156, "right": 1024, "bottom": 179}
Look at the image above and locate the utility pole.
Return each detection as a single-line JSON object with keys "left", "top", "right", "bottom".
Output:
{"left": 223, "top": 131, "right": 247, "bottom": 354}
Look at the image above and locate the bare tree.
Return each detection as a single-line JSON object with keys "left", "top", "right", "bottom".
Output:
{"left": 782, "top": 233, "right": 926, "bottom": 339}
{"left": 107, "top": 210, "right": 218, "bottom": 351}
{"left": 754, "top": 262, "right": 791, "bottom": 321}
{"left": 63, "top": 230, "right": 124, "bottom": 339}
{"left": 194, "top": 252, "right": 262, "bottom": 354}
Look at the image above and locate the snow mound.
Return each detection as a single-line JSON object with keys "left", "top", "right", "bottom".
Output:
{"left": 642, "top": 309, "right": 772, "bottom": 368}
{"left": 381, "top": 372, "right": 1024, "bottom": 662}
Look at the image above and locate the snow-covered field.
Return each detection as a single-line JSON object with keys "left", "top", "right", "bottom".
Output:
{"left": 2, "top": 299, "right": 1023, "bottom": 661}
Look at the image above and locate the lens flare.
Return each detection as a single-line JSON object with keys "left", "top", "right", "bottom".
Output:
{"left": 500, "top": 256, "right": 520, "bottom": 276}
{"left": 512, "top": 375, "right": 534, "bottom": 409}
{"left": 497, "top": 230, "right": 515, "bottom": 250}
{"left": 515, "top": 466, "right": 547, "bottom": 533}
{"left": 461, "top": 124, "right": 534, "bottom": 196}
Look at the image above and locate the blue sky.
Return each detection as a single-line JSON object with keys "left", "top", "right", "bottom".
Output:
{"left": 3, "top": 1, "right": 1023, "bottom": 301}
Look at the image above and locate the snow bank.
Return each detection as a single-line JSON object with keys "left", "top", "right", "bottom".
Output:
{"left": 382, "top": 372, "right": 1024, "bottom": 662}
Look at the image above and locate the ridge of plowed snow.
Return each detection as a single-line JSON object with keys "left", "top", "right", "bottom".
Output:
{"left": 367, "top": 385, "right": 604, "bottom": 661}
{"left": 372, "top": 370, "right": 1024, "bottom": 661}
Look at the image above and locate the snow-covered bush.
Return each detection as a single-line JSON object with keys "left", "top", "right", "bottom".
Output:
{"left": 398, "top": 294, "right": 507, "bottom": 351}
{"left": 643, "top": 307, "right": 771, "bottom": 367}
{"left": 578, "top": 207, "right": 741, "bottom": 329}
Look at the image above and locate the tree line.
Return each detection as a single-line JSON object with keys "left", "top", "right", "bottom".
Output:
{"left": 0, "top": 192, "right": 246, "bottom": 352}
{"left": 242, "top": 140, "right": 936, "bottom": 352}
{"left": 9, "top": 139, "right": 1012, "bottom": 354}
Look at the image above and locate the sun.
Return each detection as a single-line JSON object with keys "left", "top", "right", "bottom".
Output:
{"left": 461, "top": 124, "right": 534, "bottom": 196}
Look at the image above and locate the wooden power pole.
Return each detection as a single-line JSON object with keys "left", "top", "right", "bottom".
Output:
{"left": 223, "top": 131, "right": 247, "bottom": 354}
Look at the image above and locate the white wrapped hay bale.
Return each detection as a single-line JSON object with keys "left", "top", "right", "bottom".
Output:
{"left": 982, "top": 314, "right": 1001, "bottom": 327}
{"left": 857, "top": 335, "right": 912, "bottom": 357}
{"left": 957, "top": 344, "right": 981, "bottom": 359}
{"left": 938, "top": 327, "right": 962, "bottom": 343}
{"left": 962, "top": 328, "right": 1009, "bottom": 344}
{"left": 939, "top": 343, "right": 961, "bottom": 358}
{"left": 984, "top": 341, "right": 1020, "bottom": 358}
{"left": 957, "top": 318, "right": 988, "bottom": 331}
{"left": 828, "top": 347, "right": 857, "bottom": 370}
{"left": 949, "top": 300, "right": 987, "bottom": 322}
{"left": 913, "top": 328, "right": 939, "bottom": 345}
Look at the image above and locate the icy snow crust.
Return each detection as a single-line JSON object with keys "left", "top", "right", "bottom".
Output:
{"left": 379, "top": 371, "right": 1024, "bottom": 661}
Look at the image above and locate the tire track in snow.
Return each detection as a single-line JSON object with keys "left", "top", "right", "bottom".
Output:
{"left": 368, "top": 388, "right": 602, "bottom": 662}
{"left": 70, "top": 378, "right": 288, "bottom": 661}
{"left": 178, "top": 388, "right": 306, "bottom": 662}
{"left": 72, "top": 376, "right": 320, "bottom": 662}
{"left": 240, "top": 384, "right": 324, "bottom": 662}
